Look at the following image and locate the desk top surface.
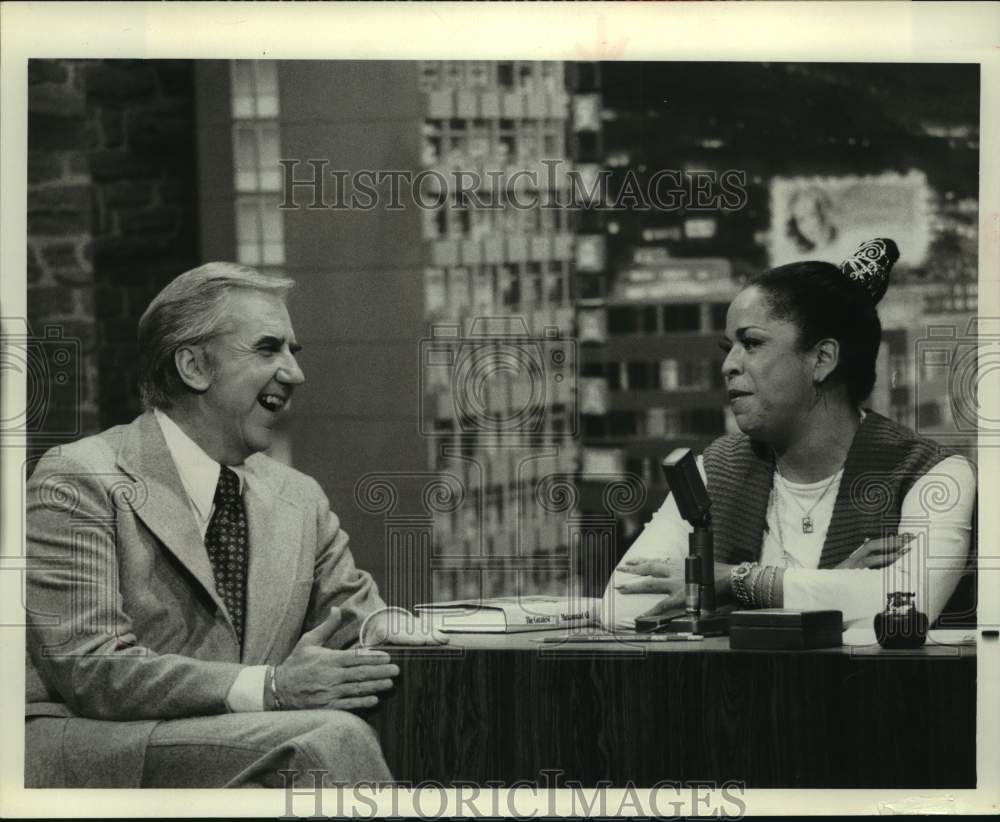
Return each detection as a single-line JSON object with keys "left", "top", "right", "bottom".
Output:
{"left": 392, "top": 629, "right": 977, "bottom": 658}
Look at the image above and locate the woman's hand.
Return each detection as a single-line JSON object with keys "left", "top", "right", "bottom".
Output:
{"left": 615, "top": 558, "right": 735, "bottom": 618}
{"left": 837, "top": 534, "right": 913, "bottom": 569}
{"left": 613, "top": 557, "right": 682, "bottom": 594}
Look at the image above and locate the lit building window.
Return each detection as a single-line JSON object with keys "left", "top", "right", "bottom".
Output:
{"left": 468, "top": 61, "right": 491, "bottom": 88}
{"left": 231, "top": 61, "right": 279, "bottom": 119}
{"left": 647, "top": 408, "right": 667, "bottom": 436}
{"left": 233, "top": 123, "right": 281, "bottom": 192}
{"left": 230, "top": 61, "right": 284, "bottom": 269}
{"left": 236, "top": 197, "right": 285, "bottom": 266}
{"left": 420, "top": 61, "right": 442, "bottom": 91}
{"left": 660, "top": 359, "right": 679, "bottom": 390}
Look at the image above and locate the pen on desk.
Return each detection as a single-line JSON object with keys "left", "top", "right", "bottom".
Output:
{"left": 541, "top": 633, "right": 705, "bottom": 643}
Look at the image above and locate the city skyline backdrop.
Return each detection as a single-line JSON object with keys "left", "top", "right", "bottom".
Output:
{"left": 24, "top": 59, "right": 980, "bottom": 604}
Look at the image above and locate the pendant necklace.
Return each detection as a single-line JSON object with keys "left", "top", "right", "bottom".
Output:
{"left": 766, "top": 482, "right": 794, "bottom": 567}
{"left": 772, "top": 459, "right": 842, "bottom": 534}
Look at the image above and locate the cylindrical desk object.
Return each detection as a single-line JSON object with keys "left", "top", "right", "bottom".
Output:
{"left": 690, "top": 526, "right": 715, "bottom": 614}
{"left": 684, "top": 554, "right": 700, "bottom": 615}
{"left": 661, "top": 525, "right": 729, "bottom": 636}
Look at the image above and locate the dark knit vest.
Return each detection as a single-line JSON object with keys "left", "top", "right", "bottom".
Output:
{"left": 702, "top": 410, "right": 956, "bottom": 568}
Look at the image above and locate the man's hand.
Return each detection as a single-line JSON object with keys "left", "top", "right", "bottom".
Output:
{"left": 361, "top": 608, "right": 450, "bottom": 647}
{"left": 272, "top": 606, "right": 400, "bottom": 711}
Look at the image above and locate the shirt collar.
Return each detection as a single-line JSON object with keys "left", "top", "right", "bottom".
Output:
{"left": 154, "top": 408, "right": 245, "bottom": 522}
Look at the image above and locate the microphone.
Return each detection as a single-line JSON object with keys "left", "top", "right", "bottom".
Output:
{"left": 633, "top": 447, "right": 730, "bottom": 636}
{"left": 662, "top": 448, "right": 711, "bottom": 528}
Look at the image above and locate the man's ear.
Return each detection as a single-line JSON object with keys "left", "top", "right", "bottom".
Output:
{"left": 812, "top": 337, "right": 840, "bottom": 385}
{"left": 174, "top": 345, "right": 214, "bottom": 393}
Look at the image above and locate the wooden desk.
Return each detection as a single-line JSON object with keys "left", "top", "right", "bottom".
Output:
{"left": 370, "top": 633, "right": 976, "bottom": 788}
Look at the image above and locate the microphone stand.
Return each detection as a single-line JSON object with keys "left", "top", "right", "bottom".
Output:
{"left": 665, "top": 513, "right": 730, "bottom": 636}
{"left": 635, "top": 448, "right": 731, "bottom": 636}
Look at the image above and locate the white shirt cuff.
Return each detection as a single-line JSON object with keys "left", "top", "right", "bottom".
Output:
{"left": 225, "top": 665, "right": 269, "bottom": 712}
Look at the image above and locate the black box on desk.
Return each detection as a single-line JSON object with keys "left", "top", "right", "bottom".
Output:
{"left": 729, "top": 609, "right": 843, "bottom": 650}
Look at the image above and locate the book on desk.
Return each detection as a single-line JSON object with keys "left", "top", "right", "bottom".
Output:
{"left": 414, "top": 595, "right": 601, "bottom": 633}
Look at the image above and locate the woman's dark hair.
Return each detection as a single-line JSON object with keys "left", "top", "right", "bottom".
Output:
{"left": 748, "top": 238, "right": 899, "bottom": 406}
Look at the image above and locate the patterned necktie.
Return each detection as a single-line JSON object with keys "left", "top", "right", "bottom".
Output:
{"left": 204, "top": 465, "right": 248, "bottom": 646}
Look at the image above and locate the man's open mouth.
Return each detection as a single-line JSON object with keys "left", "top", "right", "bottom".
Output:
{"left": 258, "top": 393, "right": 288, "bottom": 412}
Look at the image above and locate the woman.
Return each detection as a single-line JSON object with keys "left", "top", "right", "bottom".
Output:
{"left": 601, "top": 238, "right": 976, "bottom": 631}
{"left": 786, "top": 187, "right": 839, "bottom": 253}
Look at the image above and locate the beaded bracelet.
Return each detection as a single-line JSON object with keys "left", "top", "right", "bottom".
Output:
{"left": 749, "top": 564, "right": 765, "bottom": 607}
{"left": 730, "top": 562, "right": 757, "bottom": 606}
{"left": 743, "top": 565, "right": 783, "bottom": 609}
{"left": 268, "top": 665, "right": 284, "bottom": 711}
{"left": 764, "top": 566, "right": 777, "bottom": 607}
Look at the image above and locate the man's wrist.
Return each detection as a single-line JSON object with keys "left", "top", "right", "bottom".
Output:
{"left": 262, "top": 671, "right": 273, "bottom": 711}
{"left": 266, "top": 664, "right": 284, "bottom": 711}
{"left": 263, "top": 665, "right": 277, "bottom": 711}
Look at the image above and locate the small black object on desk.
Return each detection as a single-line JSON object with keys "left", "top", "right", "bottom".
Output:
{"left": 635, "top": 449, "right": 729, "bottom": 636}
{"left": 874, "top": 592, "right": 928, "bottom": 649}
{"left": 729, "top": 608, "right": 843, "bottom": 650}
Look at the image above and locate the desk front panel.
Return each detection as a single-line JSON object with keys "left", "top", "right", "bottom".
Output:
{"left": 371, "top": 636, "right": 975, "bottom": 788}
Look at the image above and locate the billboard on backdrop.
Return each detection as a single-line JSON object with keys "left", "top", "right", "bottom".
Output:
{"left": 769, "top": 171, "right": 932, "bottom": 268}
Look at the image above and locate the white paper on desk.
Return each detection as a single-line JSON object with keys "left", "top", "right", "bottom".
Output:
{"left": 842, "top": 623, "right": 976, "bottom": 646}
{"left": 415, "top": 595, "right": 601, "bottom": 633}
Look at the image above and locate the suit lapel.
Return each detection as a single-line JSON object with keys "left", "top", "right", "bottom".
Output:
{"left": 115, "top": 412, "right": 233, "bottom": 625}
{"left": 241, "top": 459, "right": 303, "bottom": 664}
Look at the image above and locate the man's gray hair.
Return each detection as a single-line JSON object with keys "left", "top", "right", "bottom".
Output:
{"left": 137, "top": 262, "right": 295, "bottom": 410}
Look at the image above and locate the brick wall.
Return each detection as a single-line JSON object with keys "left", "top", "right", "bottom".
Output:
{"left": 26, "top": 59, "right": 200, "bottom": 451}
{"left": 27, "top": 59, "right": 100, "bottom": 454}
{"left": 87, "top": 60, "right": 200, "bottom": 428}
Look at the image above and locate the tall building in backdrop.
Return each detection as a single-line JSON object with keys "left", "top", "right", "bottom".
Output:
{"left": 196, "top": 60, "right": 606, "bottom": 606}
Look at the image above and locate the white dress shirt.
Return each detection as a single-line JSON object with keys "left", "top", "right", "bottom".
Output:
{"left": 154, "top": 409, "right": 269, "bottom": 712}
{"left": 601, "top": 450, "right": 976, "bottom": 631}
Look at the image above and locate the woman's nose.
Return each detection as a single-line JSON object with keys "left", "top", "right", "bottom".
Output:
{"left": 721, "top": 346, "right": 740, "bottom": 378}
